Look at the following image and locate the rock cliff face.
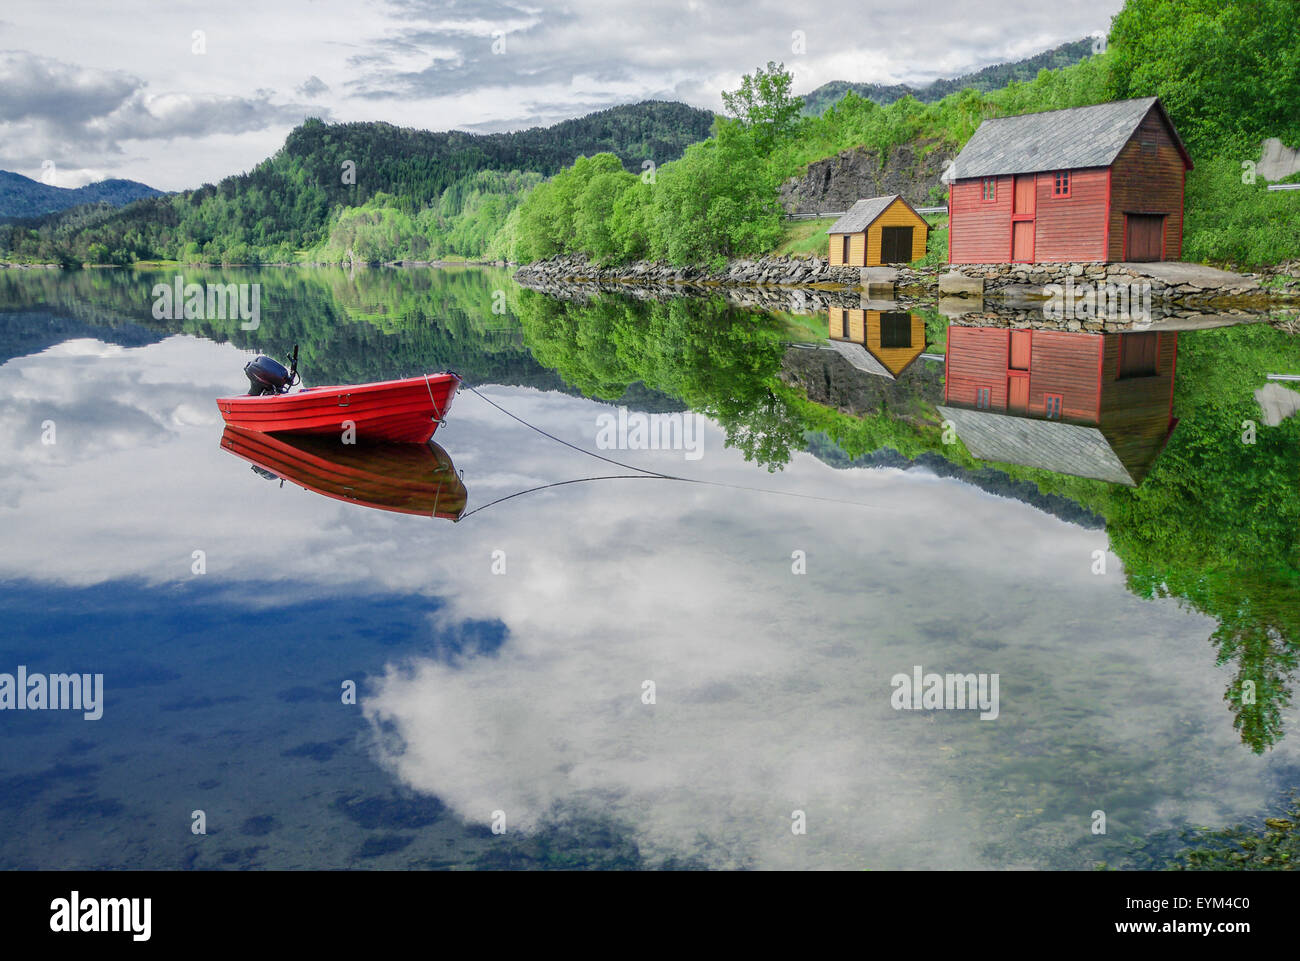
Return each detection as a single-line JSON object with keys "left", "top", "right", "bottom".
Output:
{"left": 778, "top": 139, "right": 954, "bottom": 213}
{"left": 779, "top": 344, "right": 943, "bottom": 423}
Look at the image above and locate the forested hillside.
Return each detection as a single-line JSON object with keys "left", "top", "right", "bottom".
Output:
{"left": 0, "top": 101, "right": 715, "bottom": 266}
{"left": 0, "top": 171, "right": 162, "bottom": 220}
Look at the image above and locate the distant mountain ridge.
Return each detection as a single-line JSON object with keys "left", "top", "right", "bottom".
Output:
{"left": 0, "top": 100, "right": 719, "bottom": 264}
{"left": 800, "top": 38, "right": 1097, "bottom": 115}
{"left": 0, "top": 171, "right": 162, "bottom": 220}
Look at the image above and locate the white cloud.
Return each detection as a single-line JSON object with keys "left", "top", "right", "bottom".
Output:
{"left": 0, "top": 0, "right": 1124, "bottom": 190}
{"left": 0, "top": 50, "right": 324, "bottom": 183}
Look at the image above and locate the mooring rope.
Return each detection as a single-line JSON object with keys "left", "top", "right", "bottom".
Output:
{"left": 459, "top": 381, "right": 671, "bottom": 478}
{"left": 452, "top": 382, "right": 888, "bottom": 521}
{"left": 457, "top": 474, "right": 676, "bottom": 521}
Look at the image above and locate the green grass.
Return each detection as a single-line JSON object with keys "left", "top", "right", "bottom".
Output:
{"left": 1183, "top": 155, "right": 1300, "bottom": 268}
{"left": 915, "top": 226, "right": 949, "bottom": 269}
{"left": 769, "top": 217, "right": 837, "bottom": 258}
{"left": 770, "top": 212, "right": 949, "bottom": 264}
{"left": 774, "top": 310, "right": 834, "bottom": 342}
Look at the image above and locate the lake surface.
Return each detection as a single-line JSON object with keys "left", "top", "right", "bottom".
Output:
{"left": 0, "top": 266, "right": 1297, "bottom": 870}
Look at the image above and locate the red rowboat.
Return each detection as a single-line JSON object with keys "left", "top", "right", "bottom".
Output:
{"left": 217, "top": 372, "right": 461, "bottom": 444}
{"left": 219, "top": 426, "right": 468, "bottom": 519}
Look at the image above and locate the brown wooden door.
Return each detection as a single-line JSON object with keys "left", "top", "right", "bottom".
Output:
{"left": 1008, "top": 375, "right": 1029, "bottom": 412}
{"left": 1118, "top": 331, "right": 1159, "bottom": 377}
{"left": 1012, "top": 221, "right": 1035, "bottom": 262}
{"left": 1125, "top": 214, "right": 1164, "bottom": 261}
{"left": 880, "top": 226, "right": 913, "bottom": 264}
{"left": 1009, "top": 330, "right": 1032, "bottom": 370}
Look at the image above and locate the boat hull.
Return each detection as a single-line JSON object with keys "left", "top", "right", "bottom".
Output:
{"left": 216, "top": 373, "right": 460, "bottom": 444}
{"left": 219, "top": 426, "right": 467, "bottom": 519}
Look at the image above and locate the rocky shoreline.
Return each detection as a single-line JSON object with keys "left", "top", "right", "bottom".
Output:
{"left": 514, "top": 272, "right": 1294, "bottom": 334}
{"left": 0, "top": 258, "right": 508, "bottom": 270}
{"left": 513, "top": 253, "right": 912, "bottom": 290}
{"left": 513, "top": 254, "right": 1300, "bottom": 310}
{"left": 512, "top": 274, "right": 891, "bottom": 314}
{"left": 7, "top": 253, "right": 1300, "bottom": 315}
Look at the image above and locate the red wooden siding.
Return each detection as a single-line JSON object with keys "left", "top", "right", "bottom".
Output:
{"left": 1025, "top": 330, "right": 1103, "bottom": 420}
{"left": 1108, "top": 109, "right": 1187, "bottom": 261}
{"left": 949, "top": 175, "right": 1012, "bottom": 263}
{"left": 952, "top": 170, "right": 1110, "bottom": 263}
{"left": 944, "top": 327, "right": 1104, "bottom": 422}
{"left": 1032, "top": 168, "right": 1109, "bottom": 262}
{"left": 944, "top": 326, "right": 1011, "bottom": 407}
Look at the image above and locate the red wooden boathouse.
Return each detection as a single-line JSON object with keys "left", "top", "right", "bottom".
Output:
{"left": 938, "top": 326, "right": 1178, "bottom": 485}
{"left": 945, "top": 97, "right": 1193, "bottom": 264}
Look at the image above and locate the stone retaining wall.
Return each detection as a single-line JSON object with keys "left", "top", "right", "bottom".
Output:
{"left": 948, "top": 261, "right": 1278, "bottom": 307}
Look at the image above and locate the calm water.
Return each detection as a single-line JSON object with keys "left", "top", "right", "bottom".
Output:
{"left": 0, "top": 266, "right": 1297, "bottom": 870}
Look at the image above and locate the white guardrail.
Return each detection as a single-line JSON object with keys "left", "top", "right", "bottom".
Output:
{"left": 785, "top": 206, "right": 948, "bottom": 220}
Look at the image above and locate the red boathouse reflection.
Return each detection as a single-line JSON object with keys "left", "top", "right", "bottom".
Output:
{"left": 937, "top": 327, "right": 1178, "bottom": 485}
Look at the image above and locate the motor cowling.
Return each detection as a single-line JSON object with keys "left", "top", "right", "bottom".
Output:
{"left": 245, "top": 355, "right": 291, "bottom": 396}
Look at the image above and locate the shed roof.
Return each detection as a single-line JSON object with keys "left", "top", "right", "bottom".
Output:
{"left": 827, "top": 195, "right": 923, "bottom": 235}
{"left": 826, "top": 338, "right": 896, "bottom": 379}
{"left": 943, "top": 97, "right": 1191, "bottom": 181}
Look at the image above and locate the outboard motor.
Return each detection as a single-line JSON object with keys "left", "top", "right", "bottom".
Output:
{"left": 244, "top": 345, "right": 300, "bottom": 396}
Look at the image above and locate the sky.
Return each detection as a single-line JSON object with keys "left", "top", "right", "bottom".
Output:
{"left": 1, "top": 0, "right": 1122, "bottom": 192}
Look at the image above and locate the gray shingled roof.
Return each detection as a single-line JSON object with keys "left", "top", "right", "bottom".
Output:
{"left": 937, "top": 406, "right": 1138, "bottom": 485}
{"left": 828, "top": 195, "right": 907, "bottom": 235}
{"left": 943, "top": 97, "right": 1182, "bottom": 180}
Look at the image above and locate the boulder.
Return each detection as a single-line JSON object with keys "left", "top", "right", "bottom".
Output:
{"left": 940, "top": 272, "right": 984, "bottom": 298}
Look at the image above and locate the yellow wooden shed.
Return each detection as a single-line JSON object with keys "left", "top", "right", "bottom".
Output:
{"left": 827, "top": 195, "right": 929, "bottom": 267}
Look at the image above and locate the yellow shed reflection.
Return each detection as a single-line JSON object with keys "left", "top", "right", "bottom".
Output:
{"left": 827, "top": 308, "right": 926, "bottom": 379}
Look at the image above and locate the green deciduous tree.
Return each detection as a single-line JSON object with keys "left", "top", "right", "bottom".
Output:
{"left": 721, "top": 61, "right": 804, "bottom": 153}
{"left": 1107, "top": 0, "right": 1300, "bottom": 154}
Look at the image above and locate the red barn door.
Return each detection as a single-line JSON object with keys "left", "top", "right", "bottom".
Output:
{"left": 1009, "top": 330, "right": 1032, "bottom": 370}
{"left": 1008, "top": 376, "right": 1030, "bottom": 411}
{"left": 1011, "top": 175, "right": 1036, "bottom": 262}
{"left": 1007, "top": 329, "right": 1031, "bottom": 411}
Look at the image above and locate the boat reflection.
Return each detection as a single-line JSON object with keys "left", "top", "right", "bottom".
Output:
{"left": 219, "top": 426, "right": 467, "bottom": 519}
{"left": 937, "top": 327, "right": 1178, "bottom": 485}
